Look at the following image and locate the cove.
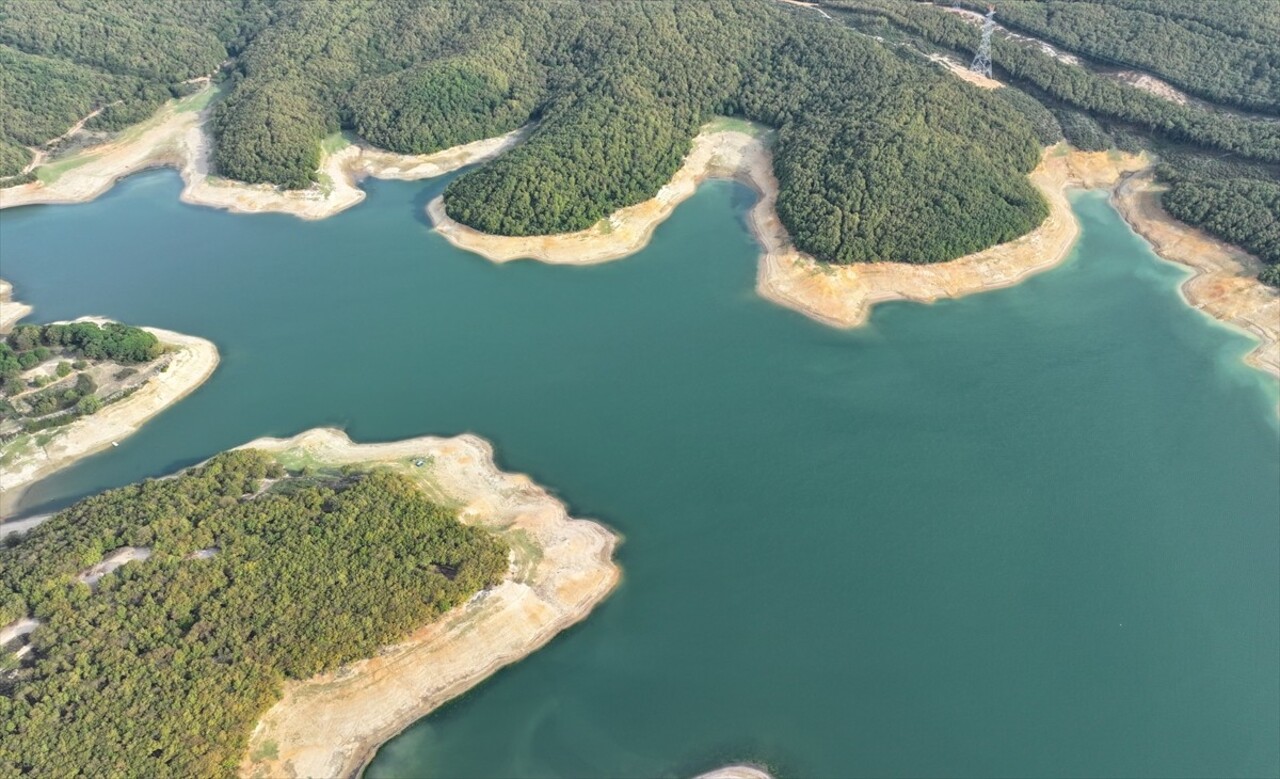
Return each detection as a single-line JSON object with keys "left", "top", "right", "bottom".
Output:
{"left": 1, "top": 172, "right": 1277, "bottom": 778}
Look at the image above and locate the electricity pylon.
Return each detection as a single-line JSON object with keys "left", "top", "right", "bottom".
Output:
{"left": 970, "top": 6, "right": 995, "bottom": 78}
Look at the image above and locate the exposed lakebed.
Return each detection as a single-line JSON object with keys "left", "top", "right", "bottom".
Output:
{"left": 1, "top": 171, "right": 1276, "bottom": 777}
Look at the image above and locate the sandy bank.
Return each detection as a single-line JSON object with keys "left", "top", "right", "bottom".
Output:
{"left": 0, "top": 280, "right": 32, "bottom": 333}
{"left": 429, "top": 129, "right": 780, "bottom": 266}
{"left": 431, "top": 129, "right": 1147, "bottom": 327}
{"left": 0, "top": 88, "right": 524, "bottom": 219}
{"left": 1112, "top": 173, "right": 1280, "bottom": 378}
{"left": 0, "top": 324, "right": 219, "bottom": 518}
{"left": 238, "top": 428, "right": 620, "bottom": 779}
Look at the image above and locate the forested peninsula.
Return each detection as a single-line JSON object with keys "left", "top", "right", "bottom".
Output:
{"left": 0, "top": 429, "right": 620, "bottom": 779}
{"left": 0, "top": 309, "right": 220, "bottom": 516}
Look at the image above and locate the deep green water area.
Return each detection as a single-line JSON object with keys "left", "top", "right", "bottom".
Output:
{"left": 2, "top": 173, "right": 1277, "bottom": 778}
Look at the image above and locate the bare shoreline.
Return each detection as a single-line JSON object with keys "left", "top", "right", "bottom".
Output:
{"left": 0, "top": 279, "right": 33, "bottom": 334}
{"left": 1111, "top": 172, "right": 1280, "bottom": 378}
{"left": 0, "top": 87, "right": 524, "bottom": 219}
{"left": 237, "top": 428, "right": 620, "bottom": 779}
{"left": 5, "top": 93, "right": 1271, "bottom": 376}
{"left": 429, "top": 132, "right": 1149, "bottom": 326}
{"left": 430, "top": 130, "right": 1277, "bottom": 378}
{"left": 0, "top": 321, "right": 219, "bottom": 518}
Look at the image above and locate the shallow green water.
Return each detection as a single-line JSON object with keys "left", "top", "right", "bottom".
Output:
{"left": 2, "top": 173, "right": 1277, "bottom": 778}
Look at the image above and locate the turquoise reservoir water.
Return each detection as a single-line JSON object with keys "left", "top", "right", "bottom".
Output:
{"left": 1, "top": 173, "right": 1277, "bottom": 778}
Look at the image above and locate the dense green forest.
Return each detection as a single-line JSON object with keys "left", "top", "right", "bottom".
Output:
{"left": 0, "top": 451, "right": 508, "bottom": 777}
{"left": 829, "top": 0, "right": 1280, "bottom": 165}
{"left": 1162, "top": 163, "right": 1280, "bottom": 282}
{"left": 940, "top": 0, "right": 1280, "bottom": 114}
{"left": 828, "top": 0, "right": 1280, "bottom": 282}
{"left": 0, "top": 1, "right": 269, "bottom": 178}
{"left": 2, "top": 0, "right": 1277, "bottom": 271}
{"left": 1, "top": 0, "right": 1046, "bottom": 265}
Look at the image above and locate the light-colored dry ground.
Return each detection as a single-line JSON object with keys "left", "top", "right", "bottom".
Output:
{"left": 0, "top": 617, "right": 38, "bottom": 646}
{"left": 0, "top": 323, "right": 219, "bottom": 518}
{"left": 0, "top": 513, "right": 49, "bottom": 539}
{"left": 1115, "top": 71, "right": 1189, "bottom": 105}
{"left": 0, "top": 280, "right": 32, "bottom": 333}
{"left": 927, "top": 53, "right": 1004, "bottom": 89}
{"left": 775, "top": 0, "right": 833, "bottom": 19}
{"left": 0, "top": 88, "right": 524, "bottom": 219}
{"left": 238, "top": 428, "right": 620, "bottom": 779}
{"left": 1112, "top": 173, "right": 1280, "bottom": 378}
{"left": 76, "top": 546, "right": 153, "bottom": 588}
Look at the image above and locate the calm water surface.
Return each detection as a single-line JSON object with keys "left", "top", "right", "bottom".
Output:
{"left": 2, "top": 173, "right": 1277, "bottom": 778}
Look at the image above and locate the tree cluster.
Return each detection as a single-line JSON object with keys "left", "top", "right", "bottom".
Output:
{"left": 0, "top": 451, "right": 508, "bottom": 777}
{"left": 1157, "top": 165, "right": 1280, "bottom": 285}
{"left": 5, "top": 322, "right": 162, "bottom": 370}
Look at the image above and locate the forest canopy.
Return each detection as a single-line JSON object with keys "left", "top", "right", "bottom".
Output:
{"left": 0, "top": 0, "right": 1048, "bottom": 266}
{"left": 940, "top": 0, "right": 1280, "bottom": 114}
{"left": 0, "top": 451, "right": 508, "bottom": 778}
{"left": 1, "top": 0, "right": 1277, "bottom": 271}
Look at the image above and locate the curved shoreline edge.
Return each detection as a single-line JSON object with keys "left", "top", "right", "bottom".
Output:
{"left": 1111, "top": 172, "right": 1280, "bottom": 378}
{"left": 428, "top": 133, "right": 1138, "bottom": 322}
{"left": 0, "top": 88, "right": 524, "bottom": 219}
{"left": 4, "top": 93, "right": 1273, "bottom": 380}
{"left": 236, "top": 428, "right": 621, "bottom": 779}
{"left": 0, "top": 280, "right": 33, "bottom": 333}
{"left": 0, "top": 320, "right": 219, "bottom": 518}
{"left": 431, "top": 133, "right": 1279, "bottom": 380}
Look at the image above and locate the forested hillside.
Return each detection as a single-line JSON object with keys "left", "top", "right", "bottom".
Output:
{"left": 1158, "top": 162, "right": 1280, "bottom": 285}
{"left": 831, "top": 0, "right": 1280, "bottom": 164}
{"left": 2, "top": 0, "right": 1277, "bottom": 273}
{"left": 1, "top": 0, "right": 1046, "bottom": 266}
{"left": 0, "top": 451, "right": 508, "bottom": 777}
{"left": 830, "top": 0, "right": 1280, "bottom": 284}
{"left": 940, "top": 0, "right": 1280, "bottom": 114}
{"left": 0, "top": 0, "right": 269, "bottom": 178}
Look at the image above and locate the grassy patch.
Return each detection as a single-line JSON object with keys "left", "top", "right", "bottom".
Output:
{"left": 503, "top": 529, "right": 543, "bottom": 581}
{"left": 320, "top": 131, "right": 354, "bottom": 156}
{"left": 704, "top": 115, "right": 769, "bottom": 137}
{"left": 175, "top": 86, "right": 220, "bottom": 114}
{"left": 35, "top": 153, "right": 99, "bottom": 184}
{"left": 249, "top": 740, "right": 279, "bottom": 762}
{"left": 0, "top": 435, "right": 33, "bottom": 467}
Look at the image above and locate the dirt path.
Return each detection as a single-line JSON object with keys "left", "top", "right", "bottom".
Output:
{"left": 238, "top": 428, "right": 620, "bottom": 779}
{"left": 0, "top": 280, "right": 32, "bottom": 333}
{"left": 927, "top": 53, "right": 1004, "bottom": 89}
{"left": 0, "top": 88, "right": 524, "bottom": 219}
{"left": 0, "top": 323, "right": 219, "bottom": 518}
